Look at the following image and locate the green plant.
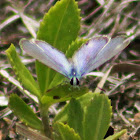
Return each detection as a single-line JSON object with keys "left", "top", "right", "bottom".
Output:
{"left": 6, "top": 0, "right": 128, "bottom": 139}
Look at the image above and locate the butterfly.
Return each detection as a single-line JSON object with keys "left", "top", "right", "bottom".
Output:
{"left": 20, "top": 36, "right": 129, "bottom": 85}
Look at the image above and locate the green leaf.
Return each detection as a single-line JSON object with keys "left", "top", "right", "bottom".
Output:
{"left": 67, "top": 98, "right": 84, "bottom": 139}
{"left": 37, "top": 0, "right": 80, "bottom": 52}
{"left": 53, "top": 122, "right": 81, "bottom": 140}
{"left": 41, "top": 84, "right": 89, "bottom": 107}
{"left": 45, "top": 71, "right": 65, "bottom": 91}
{"left": 77, "top": 92, "right": 96, "bottom": 109}
{"left": 6, "top": 44, "right": 40, "bottom": 98}
{"left": 83, "top": 94, "right": 112, "bottom": 140}
{"left": 53, "top": 104, "right": 69, "bottom": 123}
{"left": 53, "top": 91, "right": 94, "bottom": 123}
{"left": 105, "top": 129, "right": 127, "bottom": 140}
{"left": 9, "top": 94, "right": 42, "bottom": 130}
{"left": 54, "top": 94, "right": 112, "bottom": 140}
{"left": 36, "top": 0, "right": 81, "bottom": 93}
{"left": 66, "top": 38, "right": 88, "bottom": 58}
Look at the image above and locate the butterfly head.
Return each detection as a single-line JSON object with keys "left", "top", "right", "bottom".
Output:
{"left": 69, "top": 68, "right": 80, "bottom": 85}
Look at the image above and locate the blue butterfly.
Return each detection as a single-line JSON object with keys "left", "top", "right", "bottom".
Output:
{"left": 20, "top": 36, "right": 129, "bottom": 85}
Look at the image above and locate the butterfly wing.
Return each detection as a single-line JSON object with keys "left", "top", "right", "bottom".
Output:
{"left": 20, "top": 39, "right": 72, "bottom": 78}
{"left": 72, "top": 36, "right": 129, "bottom": 76}
{"left": 72, "top": 36, "right": 110, "bottom": 77}
{"left": 86, "top": 36, "right": 129, "bottom": 73}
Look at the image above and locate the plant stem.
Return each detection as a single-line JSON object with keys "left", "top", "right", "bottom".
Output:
{"left": 40, "top": 103, "right": 52, "bottom": 139}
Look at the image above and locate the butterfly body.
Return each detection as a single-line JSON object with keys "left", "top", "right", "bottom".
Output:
{"left": 20, "top": 36, "right": 129, "bottom": 85}
{"left": 68, "top": 68, "right": 80, "bottom": 85}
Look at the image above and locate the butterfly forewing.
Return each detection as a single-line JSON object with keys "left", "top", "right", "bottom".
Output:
{"left": 20, "top": 39, "right": 72, "bottom": 78}
{"left": 72, "top": 36, "right": 110, "bottom": 76}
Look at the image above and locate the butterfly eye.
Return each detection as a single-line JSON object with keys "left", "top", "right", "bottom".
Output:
{"left": 70, "top": 78, "right": 74, "bottom": 85}
{"left": 76, "top": 78, "right": 80, "bottom": 85}
{"left": 70, "top": 78, "right": 80, "bottom": 85}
